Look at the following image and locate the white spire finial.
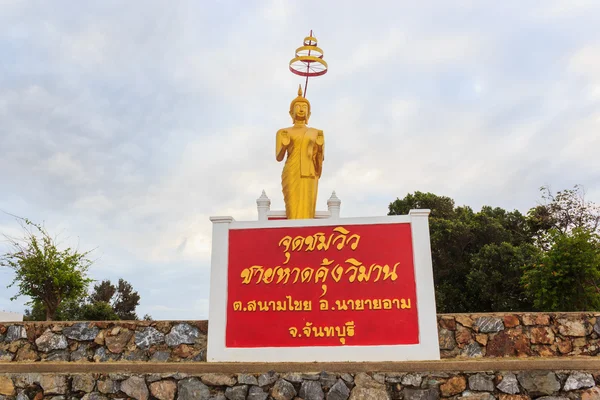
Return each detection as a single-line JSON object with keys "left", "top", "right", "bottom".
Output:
{"left": 327, "top": 190, "right": 341, "bottom": 218}
{"left": 257, "top": 190, "right": 271, "bottom": 220}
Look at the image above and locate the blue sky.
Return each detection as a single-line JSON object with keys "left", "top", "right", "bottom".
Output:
{"left": 1, "top": 0, "right": 599, "bottom": 319}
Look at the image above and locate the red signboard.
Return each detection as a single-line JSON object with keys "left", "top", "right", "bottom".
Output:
{"left": 226, "top": 222, "right": 419, "bottom": 347}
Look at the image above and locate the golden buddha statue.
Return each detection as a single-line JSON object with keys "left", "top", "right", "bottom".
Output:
{"left": 276, "top": 85, "right": 324, "bottom": 219}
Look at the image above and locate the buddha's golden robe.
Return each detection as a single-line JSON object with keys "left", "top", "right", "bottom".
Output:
{"left": 276, "top": 127, "right": 324, "bottom": 219}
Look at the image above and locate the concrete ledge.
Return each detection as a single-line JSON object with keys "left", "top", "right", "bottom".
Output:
{"left": 1, "top": 357, "right": 600, "bottom": 374}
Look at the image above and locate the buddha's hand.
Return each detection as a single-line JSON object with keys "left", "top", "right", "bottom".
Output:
{"left": 280, "top": 130, "right": 290, "bottom": 146}
{"left": 316, "top": 130, "right": 324, "bottom": 147}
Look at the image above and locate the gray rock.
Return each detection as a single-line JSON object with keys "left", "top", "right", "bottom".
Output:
{"left": 135, "top": 327, "right": 165, "bottom": 349}
{"left": 35, "top": 330, "right": 68, "bottom": 353}
{"left": 151, "top": 351, "right": 170, "bottom": 362}
{"left": 248, "top": 386, "right": 268, "bottom": 400}
{"left": 385, "top": 374, "right": 404, "bottom": 384}
{"left": 0, "top": 350, "right": 14, "bottom": 361}
{"left": 320, "top": 372, "right": 338, "bottom": 390}
{"left": 271, "top": 379, "right": 296, "bottom": 400}
{"left": 349, "top": 387, "right": 390, "bottom": 400}
{"left": 556, "top": 372, "right": 568, "bottom": 386}
{"left": 97, "top": 379, "right": 119, "bottom": 394}
{"left": 124, "top": 350, "right": 149, "bottom": 361}
{"left": 210, "top": 395, "right": 227, "bottom": 400}
{"left": 402, "top": 374, "right": 423, "bottom": 387}
{"left": 328, "top": 379, "right": 350, "bottom": 400}
{"left": 178, "top": 378, "right": 210, "bottom": 400}
{"left": 563, "top": 372, "right": 595, "bottom": 391}
{"left": 303, "top": 373, "right": 321, "bottom": 380}
{"left": 473, "top": 317, "right": 504, "bottom": 333}
{"left": 121, "top": 376, "right": 149, "bottom": 400}
{"left": 238, "top": 374, "right": 259, "bottom": 386}
{"left": 13, "top": 373, "right": 42, "bottom": 388}
{"left": 108, "top": 373, "right": 129, "bottom": 380}
{"left": 39, "top": 375, "right": 68, "bottom": 395}
{"left": 457, "top": 392, "right": 495, "bottom": 400}
{"left": 557, "top": 319, "right": 588, "bottom": 337}
{"left": 258, "top": 371, "right": 279, "bottom": 387}
{"left": 300, "top": 380, "right": 325, "bottom": 400}
{"left": 468, "top": 374, "right": 494, "bottom": 392}
{"left": 354, "top": 373, "right": 385, "bottom": 390}
{"left": 82, "top": 393, "right": 109, "bottom": 400}
{"left": 72, "top": 375, "right": 96, "bottom": 392}
{"left": 146, "top": 374, "right": 163, "bottom": 383}
{"left": 594, "top": 318, "right": 600, "bottom": 336}
{"left": 63, "top": 323, "right": 100, "bottom": 341}
{"left": 517, "top": 372, "right": 560, "bottom": 397}
{"left": 70, "top": 344, "right": 90, "bottom": 361}
{"left": 93, "top": 347, "right": 120, "bottom": 362}
{"left": 6, "top": 326, "right": 27, "bottom": 341}
{"left": 535, "top": 397, "right": 569, "bottom": 400}
{"left": 373, "top": 374, "right": 386, "bottom": 385}
{"left": 340, "top": 374, "right": 354, "bottom": 383}
{"left": 16, "top": 391, "right": 29, "bottom": 400}
{"left": 193, "top": 349, "right": 206, "bottom": 361}
{"left": 225, "top": 385, "right": 248, "bottom": 400}
{"left": 43, "top": 350, "right": 70, "bottom": 362}
{"left": 282, "top": 373, "right": 303, "bottom": 383}
{"left": 497, "top": 373, "right": 519, "bottom": 394}
{"left": 438, "top": 328, "right": 457, "bottom": 350}
{"left": 404, "top": 388, "right": 439, "bottom": 400}
{"left": 461, "top": 342, "right": 483, "bottom": 358}
{"left": 201, "top": 374, "right": 236, "bottom": 386}
{"left": 149, "top": 379, "right": 178, "bottom": 400}
{"left": 165, "top": 323, "right": 200, "bottom": 347}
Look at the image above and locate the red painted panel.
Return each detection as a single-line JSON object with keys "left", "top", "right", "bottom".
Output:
{"left": 226, "top": 223, "right": 419, "bottom": 347}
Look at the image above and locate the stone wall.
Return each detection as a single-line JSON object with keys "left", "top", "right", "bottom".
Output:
{"left": 437, "top": 312, "right": 600, "bottom": 358}
{"left": 1, "top": 370, "right": 600, "bottom": 400}
{"left": 0, "top": 321, "right": 207, "bottom": 363}
{"left": 1, "top": 313, "right": 600, "bottom": 363}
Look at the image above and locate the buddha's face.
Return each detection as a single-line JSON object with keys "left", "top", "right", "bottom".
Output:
{"left": 292, "top": 101, "right": 309, "bottom": 122}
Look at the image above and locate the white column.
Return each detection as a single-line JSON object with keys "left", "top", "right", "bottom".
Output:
{"left": 327, "top": 191, "right": 341, "bottom": 218}
{"left": 256, "top": 190, "right": 271, "bottom": 221}
{"left": 409, "top": 208, "right": 440, "bottom": 360}
{"left": 207, "top": 215, "right": 234, "bottom": 361}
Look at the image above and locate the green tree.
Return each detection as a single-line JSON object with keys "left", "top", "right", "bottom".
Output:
{"left": 528, "top": 185, "right": 600, "bottom": 249}
{"left": 388, "top": 191, "right": 535, "bottom": 312}
{"left": 112, "top": 279, "right": 141, "bottom": 320}
{"left": 89, "top": 280, "right": 116, "bottom": 303}
{"left": 24, "top": 298, "right": 118, "bottom": 321}
{"left": 466, "top": 242, "right": 539, "bottom": 311}
{"left": 24, "top": 278, "right": 142, "bottom": 321}
{"left": 522, "top": 228, "right": 600, "bottom": 311}
{"left": 1, "top": 217, "right": 93, "bottom": 320}
{"left": 78, "top": 301, "right": 119, "bottom": 320}
{"left": 89, "top": 279, "right": 141, "bottom": 320}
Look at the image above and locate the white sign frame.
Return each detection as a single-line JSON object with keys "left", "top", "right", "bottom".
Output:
{"left": 207, "top": 210, "right": 440, "bottom": 362}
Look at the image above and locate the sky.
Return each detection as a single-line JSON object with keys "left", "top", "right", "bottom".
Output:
{"left": 1, "top": 0, "right": 599, "bottom": 320}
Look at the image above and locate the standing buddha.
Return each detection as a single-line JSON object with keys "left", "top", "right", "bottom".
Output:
{"left": 275, "top": 85, "right": 325, "bottom": 219}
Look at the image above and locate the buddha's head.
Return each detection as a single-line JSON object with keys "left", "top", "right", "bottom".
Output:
{"left": 289, "top": 85, "right": 311, "bottom": 123}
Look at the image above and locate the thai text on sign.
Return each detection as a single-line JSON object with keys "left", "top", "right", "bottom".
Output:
{"left": 226, "top": 222, "right": 420, "bottom": 347}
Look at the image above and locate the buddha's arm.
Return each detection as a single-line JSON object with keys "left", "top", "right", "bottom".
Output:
{"left": 276, "top": 129, "right": 290, "bottom": 162}
{"left": 314, "top": 130, "right": 324, "bottom": 177}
